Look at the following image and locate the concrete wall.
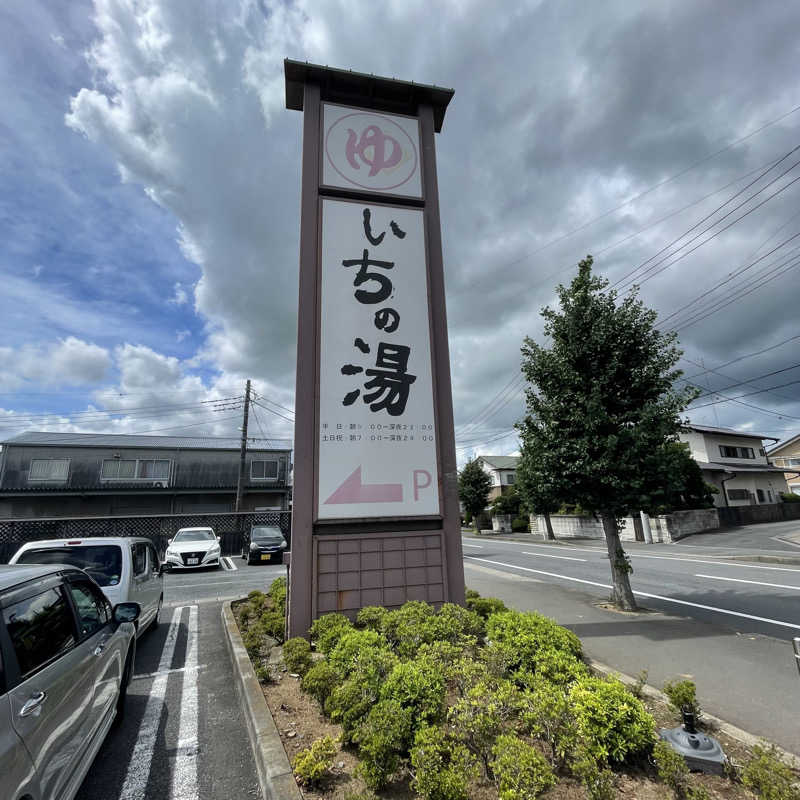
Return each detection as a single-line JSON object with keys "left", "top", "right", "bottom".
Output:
{"left": 707, "top": 472, "right": 788, "bottom": 507}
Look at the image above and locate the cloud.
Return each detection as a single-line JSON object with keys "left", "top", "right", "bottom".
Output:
{"left": 0, "top": 337, "right": 112, "bottom": 389}
{"left": 176, "top": 329, "right": 191, "bottom": 342}
{"left": 169, "top": 282, "right": 189, "bottom": 306}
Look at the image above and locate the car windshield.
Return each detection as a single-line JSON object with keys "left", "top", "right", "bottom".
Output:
{"left": 251, "top": 527, "right": 283, "bottom": 541}
{"left": 16, "top": 545, "right": 123, "bottom": 587}
{"left": 174, "top": 530, "right": 215, "bottom": 542}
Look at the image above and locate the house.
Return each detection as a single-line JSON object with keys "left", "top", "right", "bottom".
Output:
{"left": 766, "top": 433, "right": 800, "bottom": 496}
{"left": 678, "top": 424, "right": 788, "bottom": 507}
{"left": 0, "top": 431, "right": 292, "bottom": 519}
{"left": 477, "top": 455, "right": 519, "bottom": 501}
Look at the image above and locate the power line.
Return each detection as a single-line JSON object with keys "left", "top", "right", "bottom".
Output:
{"left": 689, "top": 361, "right": 800, "bottom": 402}
{"left": 250, "top": 399, "right": 294, "bottom": 424}
{"left": 689, "top": 377, "right": 800, "bottom": 410}
{"left": 682, "top": 334, "right": 800, "bottom": 380}
{"left": 251, "top": 390, "right": 295, "bottom": 417}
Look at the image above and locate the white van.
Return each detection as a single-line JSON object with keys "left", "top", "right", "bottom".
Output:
{"left": 9, "top": 537, "right": 163, "bottom": 636}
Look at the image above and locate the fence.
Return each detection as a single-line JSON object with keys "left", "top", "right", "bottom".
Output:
{"left": 716, "top": 502, "right": 800, "bottom": 527}
{"left": 0, "top": 511, "right": 292, "bottom": 563}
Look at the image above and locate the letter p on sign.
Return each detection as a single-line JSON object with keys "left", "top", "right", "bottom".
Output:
{"left": 413, "top": 469, "right": 432, "bottom": 501}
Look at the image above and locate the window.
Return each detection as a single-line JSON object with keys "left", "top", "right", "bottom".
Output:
{"left": 506, "top": 473, "right": 516, "bottom": 485}
{"left": 101, "top": 458, "right": 170, "bottom": 481}
{"left": 788, "top": 458, "right": 800, "bottom": 467}
{"left": 16, "top": 544, "right": 123, "bottom": 588}
{"left": 756, "top": 489, "right": 766, "bottom": 503}
{"left": 3, "top": 588, "right": 76, "bottom": 677}
{"left": 726, "top": 488, "right": 750, "bottom": 501}
{"left": 251, "top": 459, "right": 279, "bottom": 480}
{"left": 719, "top": 445, "right": 755, "bottom": 459}
{"left": 147, "top": 543, "right": 160, "bottom": 574}
{"left": 28, "top": 458, "right": 69, "bottom": 481}
{"left": 68, "top": 581, "right": 110, "bottom": 638}
{"left": 132, "top": 543, "right": 147, "bottom": 576}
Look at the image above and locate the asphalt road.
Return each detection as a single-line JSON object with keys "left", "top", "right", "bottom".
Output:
{"left": 76, "top": 557, "right": 285, "bottom": 800}
{"left": 462, "top": 530, "right": 800, "bottom": 753}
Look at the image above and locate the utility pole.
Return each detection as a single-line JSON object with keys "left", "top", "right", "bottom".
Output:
{"left": 235, "top": 379, "right": 251, "bottom": 513}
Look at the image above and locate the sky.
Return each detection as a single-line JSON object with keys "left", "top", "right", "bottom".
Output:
{"left": 1, "top": 0, "right": 800, "bottom": 462}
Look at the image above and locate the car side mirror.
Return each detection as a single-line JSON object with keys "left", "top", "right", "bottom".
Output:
{"left": 159, "top": 563, "right": 170, "bottom": 575}
{"left": 167, "top": 538, "right": 173, "bottom": 545}
{"left": 217, "top": 536, "right": 221, "bottom": 542}
{"left": 113, "top": 602, "right": 141, "bottom": 625}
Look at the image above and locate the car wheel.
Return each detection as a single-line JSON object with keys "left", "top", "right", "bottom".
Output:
{"left": 115, "top": 644, "right": 135, "bottom": 725}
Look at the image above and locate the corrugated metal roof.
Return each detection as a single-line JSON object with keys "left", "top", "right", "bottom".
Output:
{"left": 2, "top": 431, "right": 292, "bottom": 451}
{"left": 478, "top": 455, "right": 519, "bottom": 469}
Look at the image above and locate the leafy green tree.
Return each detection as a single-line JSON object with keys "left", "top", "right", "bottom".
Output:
{"left": 490, "top": 486, "right": 522, "bottom": 517}
{"left": 516, "top": 446, "right": 559, "bottom": 540}
{"left": 517, "top": 256, "right": 696, "bottom": 610}
{"left": 458, "top": 458, "right": 492, "bottom": 532}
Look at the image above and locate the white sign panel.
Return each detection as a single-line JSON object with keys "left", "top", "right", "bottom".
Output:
{"left": 322, "top": 104, "right": 422, "bottom": 199}
{"left": 318, "top": 199, "right": 439, "bottom": 519}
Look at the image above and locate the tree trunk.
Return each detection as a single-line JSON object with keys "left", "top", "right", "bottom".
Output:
{"left": 600, "top": 513, "right": 637, "bottom": 611}
{"left": 543, "top": 512, "right": 555, "bottom": 541}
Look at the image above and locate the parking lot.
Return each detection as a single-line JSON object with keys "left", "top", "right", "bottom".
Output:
{"left": 75, "top": 559, "right": 284, "bottom": 800}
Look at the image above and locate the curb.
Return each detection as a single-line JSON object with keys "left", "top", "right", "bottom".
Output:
{"left": 222, "top": 601, "right": 303, "bottom": 800}
{"left": 589, "top": 658, "right": 800, "bottom": 770}
{"left": 720, "top": 554, "right": 800, "bottom": 567}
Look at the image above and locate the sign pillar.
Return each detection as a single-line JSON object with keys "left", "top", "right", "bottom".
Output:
{"left": 284, "top": 60, "right": 464, "bottom": 638}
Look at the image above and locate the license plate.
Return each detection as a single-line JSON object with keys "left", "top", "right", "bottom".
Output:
{"left": 187, "top": 558, "right": 199, "bottom": 565}
{"left": 260, "top": 554, "right": 271, "bottom": 561}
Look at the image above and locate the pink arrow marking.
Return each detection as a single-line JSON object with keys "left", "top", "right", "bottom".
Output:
{"left": 323, "top": 466, "right": 403, "bottom": 504}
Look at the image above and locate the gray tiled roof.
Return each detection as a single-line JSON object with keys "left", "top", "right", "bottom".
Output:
{"left": 684, "top": 424, "right": 777, "bottom": 442}
{"left": 2, "top": 431, "right": 291, "bottom": 452}
{"left": 478, "top": 455, "right": 519, "bottom": 469}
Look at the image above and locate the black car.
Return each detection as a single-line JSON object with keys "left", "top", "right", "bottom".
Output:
{"left": 242, "top": 525, "right": 288, "bottom": 565}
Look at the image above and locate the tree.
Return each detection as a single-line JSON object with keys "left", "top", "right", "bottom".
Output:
{"left": 490, "top": 486, "right": 522, "bottom": 517}
{"left": 458, "top": 459, "right": 493, "bottom": 532}
{"left": 516, "top": 446, "right": 559, "bottom": 540}
{"left": 517, "top": 256, "right": 697, "bottom": 610}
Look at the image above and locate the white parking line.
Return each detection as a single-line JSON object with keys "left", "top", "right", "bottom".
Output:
{"left": 523, "top": 551, "right": 587, "bottom": 562}
{"left": 462, "top": 543, "right": 483, "bottom": 548}
{"left": 464, "top": 556, "right": 800, "bottom": 631}
{"left": 120, "top": 606, "right": 182, "bottom": 800}
{"left": 695, "top": 573, "right": 800, "bottom": 591}
{"left": 522, "top": 543, "right": 607, "bottom": 555}
{"left": 224, "top": 556, "right": 238, "bottom": 570}
{"left": 626, "top": 553, "right": 800, "bottom": 573}
{"left": 171, "top": 605, "right": 199, "bottom": 800}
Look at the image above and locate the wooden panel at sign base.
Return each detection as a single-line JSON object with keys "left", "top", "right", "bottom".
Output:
{"left": 313, "top": 530, "right": 448, "bottom": 618}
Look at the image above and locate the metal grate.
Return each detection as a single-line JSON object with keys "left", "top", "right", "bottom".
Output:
{"left": 0, "top": 511, "right": 291, "bottom": 563}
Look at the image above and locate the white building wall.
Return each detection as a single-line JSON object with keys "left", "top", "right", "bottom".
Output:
{"left": 679, "top": 431, "right": 709, "bottom": 462}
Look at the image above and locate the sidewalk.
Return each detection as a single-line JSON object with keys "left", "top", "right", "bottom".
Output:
{"left": 464, "top": 558, "right": 800, "bottom": 755}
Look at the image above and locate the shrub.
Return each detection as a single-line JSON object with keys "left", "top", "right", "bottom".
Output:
{"left": 410, "top": 725, "right": 478, "bottom": 800}
{"left": 382, "top": 601, "right": 435, "bottom": 658}
{"left": 301, "top": 661, "right": 339, "bottom": 707}
{"left": 781, "top": 492, "right": 800, "bottom": 502}
{"left": 450, "top": 657, "right": 492, "bottom": 698}
{"left": 653, "top": 739, "right": 689, "bottom": 797}
{"left": 381, "top": 658, "right": 446, "bottom": 724}
{"left": 511, "top": 516, "right": 530, "bottom": 532}
{"left": 309, "top": 612, "right": 353, "bottom": 654}
{"left": 741, "top": 743, "right": 800, "bottom": 800}
{"left": 268, "top": 576, "right": 287, "bottom": 615}
{"left": 468, "top": 595, "right": 508, "bottom": 620}
{"left": 418, "top": 639, "right": 475, "bottom": 673}
{"left": 568, "top": 676, "right": 655, "bottom": 763}
{"left": 482, "top": 640, "right": 518, "bottom": 679}
{"left": 448, "top": 679, "right": 522, "bottom": 775}
{"left": 663, "top": 679, "right": 701, "bottom": 719}
{"left": 631, "top": 669, "right": 648, "bottom": 699}
{"left": 255, "top": 663, "right": 273, "bottom": 683}
{"left": 356, "top": 605, "right": 389, "bottom": 632}
{"left": 490, "top": 734, "right": 555, "bottom": 799}
{"left": 465, "top": 588, "right": 481, "bottom": 604}
{"left": 327, "top": 629, "right": 390, "bottom": 678}
{"left": 571, "top": 750, "right": 616, "bottom": 800}
{"left": 292, "top": 735, "right": 337, "bottom": 787}
{"left": 259, "top": 610, "right": 285, "bottom": 643}
{"left": 514, "top": 646, "right": 589, "bottom": 688}
{"left": 353, "top": 699, "right": 413, "bottom": 789}
{"left": 283, "top": 637, "right": 313, "bottom": 675}
{"left": 518, "top": 679, "right": 578, "bottom": 770}
{"left": 428, "top": 603, "right": 486, "bottom": 642}
{"left": 487, "top": 610, "right": 582, "bottom": 675}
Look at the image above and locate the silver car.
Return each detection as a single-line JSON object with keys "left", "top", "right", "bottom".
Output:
{"left": 0, "top": 564, "right": 139, "bottom": 800}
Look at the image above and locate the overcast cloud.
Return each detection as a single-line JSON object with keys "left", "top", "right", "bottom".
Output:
{"left": 1, "top": 0, "right": 799, "bottom": 458}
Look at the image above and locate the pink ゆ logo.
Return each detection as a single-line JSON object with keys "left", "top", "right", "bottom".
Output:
{"left": 325, "top": 110, "right": 419, "bottom": 193}
{"left": 345, "top": 125, "right": 402, "bottom": 177}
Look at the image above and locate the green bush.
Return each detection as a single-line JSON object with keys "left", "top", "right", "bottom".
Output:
{"left": 356, "top": 605, "right": 389, "bottom": 632}
{"left": 450, "top": 657, "right": 492, "bottom": 698}
{"left": 282, "top": 637, "right": 313, "bottom": 675}
{"left": 482, "top": 640, "right": 518, "bottom": 679}
{"left": 518, "top": 679, "right": 578, "bottom": 770}
{"left": 291, "top": 735, "right": 337, "bottom": 787}
{"left": 353, "top": 699, "right": 413, "bottom": 789}
{"left": 514, "top": 646, "right": 589, "bottom": 688}
{"left": 448, "top": 679, "right": 522, "bottom": 775}
{"left": 487, "top": 610, "right": 582, "bottom": 676}
{"left": 465, "top": 588, "right": 481, "bottom": 604}
{"left": 327, "top": 629, "right": 390, "bottom": 678}
{"left": 418, "top": 639, "right": 476, "bottom": 673}
{"left": 490, "top": 734, "right": 555, "bottom": 799}
{"left": 268, "top": 576, "right": 287, "bottom": 615}
{"left": 781, "top": 492, "right": 800, "bottom": 502}
{"left": 301, "top": 660, "right": 339, "bottom": 707}
{"left": 741, "top": 743, "right": 800, "bottom": 800}
{"left": 511, "top": 516, "right": 530, "bottom": 533}
{"left": 410, "top": 725, "right": 478, "bottom": 800}
{"left": 467, "top": 595, "right": 508, "bottom": 620}
{"left": 571, "top": 750, "right": 616, "bottom": 800}
{"left": 381, "top": 658, "right": 446, "bottom": 724}
{"left": 662, "top": 679, "right": 701, "bottom": 719}
{"left": 260, "top": 610, "right": 285, "bottom": 643}
{"left": 428, "top": 603, "right": 485, "bottom": 642}
{"left": 309, "top": 612, "right": 353, "bottom": 654}
{"left": 382, "top": 600, "right": 435, "bottom": 658}
{"left": 568, "top": 676, "right": 655, "bottom": 763}
{"left": 653, "top": 738, "right": 688, "bottom": 797}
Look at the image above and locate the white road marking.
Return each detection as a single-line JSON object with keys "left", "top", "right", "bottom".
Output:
{"left": 224, "top": 556, "right": 238, "bottom": 570}
{"left": 773, "top": 536, "right": 800, "bottom": 550}
{"left": 695, "top": 573, "right": 800, "bottom": 591}
{"left": 220, "top": 558, "right": 231, "bottom": 571}
{"left": 464, "top": 556, "right": 800, "bottom": 631}
{"left": 626, "top": 552, "right": 800, "bottom": 573}
{"left": 167, "top": 578, "right": 258, "bottom": 590}
{"left": 120, "top": 606, "right": 182, "bottom": 800}
{"left": 132, "top": 663, "right": 206, "bottom": 681}
{"left": 462, "top": 543, "right": 483, "bottom": 548}
{"left": 523, "top": 551, "right": 586, "bottom": 562}
{"left": 522, "top": 542, "right": 607, "bottom": 555}
{"left": 171, "top": 605, "right": 199, "bottom": 800}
